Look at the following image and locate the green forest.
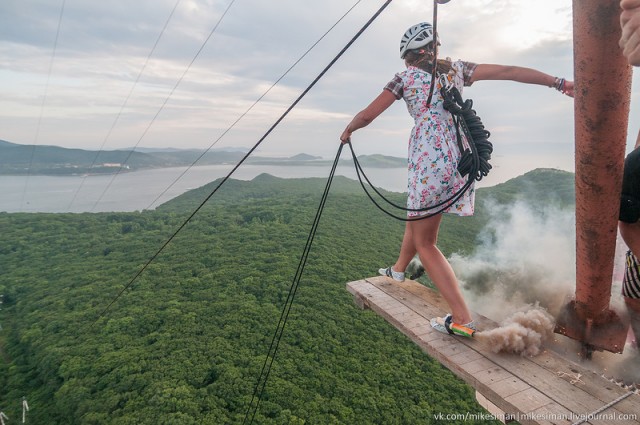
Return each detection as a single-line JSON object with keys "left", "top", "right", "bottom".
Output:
{"left": 0, "top": 169, "right": 574, "bottom": 424}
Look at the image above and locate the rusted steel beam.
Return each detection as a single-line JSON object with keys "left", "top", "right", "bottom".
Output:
{"left": 555, "top": 0, "right": 631, "bottom": 353}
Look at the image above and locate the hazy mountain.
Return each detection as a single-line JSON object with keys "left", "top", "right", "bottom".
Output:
{"left": 0, "top": 139, "right": 405, "bottom": 175}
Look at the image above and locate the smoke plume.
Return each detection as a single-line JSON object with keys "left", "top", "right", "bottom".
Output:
{"left": 475, "top": 307, "right": 555, "bottom": 356}
{"left": 441, "top": 198, "right": 636, "bottom": 367}
{"left": 449, "top": 200, "right": 576, "bottom": 321}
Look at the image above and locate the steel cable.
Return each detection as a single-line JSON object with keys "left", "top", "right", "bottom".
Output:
{"left": 91, "top": 0, "right": 393, "bottom": 330}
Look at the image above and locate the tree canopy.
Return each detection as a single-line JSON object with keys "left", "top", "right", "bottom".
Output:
{"left": 0, "top": 169, "right": 574, "bottom": 424}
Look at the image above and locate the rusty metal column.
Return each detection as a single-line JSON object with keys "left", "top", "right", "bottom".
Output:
{"left": 556, "top": 0, "right": 632, "bottom": 354}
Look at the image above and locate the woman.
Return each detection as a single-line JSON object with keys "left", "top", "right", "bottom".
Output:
{"left": 340, "top": 22, "right": 573, "bottom": 335}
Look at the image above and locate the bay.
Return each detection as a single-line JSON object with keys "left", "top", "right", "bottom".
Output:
{"left": 0, "top": 153, "right": 574, "bottom": 213}
{"left": 1, "top": 164, "right": 408, "bottom": 213}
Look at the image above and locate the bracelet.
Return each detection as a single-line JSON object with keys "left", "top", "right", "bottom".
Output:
{"left": 552, "top": 77, "right": 566, "bottom": 93}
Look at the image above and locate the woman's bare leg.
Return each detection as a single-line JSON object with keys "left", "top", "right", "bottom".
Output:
{"left": 409, "top": 214, "right": 472, "bottom": 324}
{"left": 392, "top": 223, "right": 417, "bottom": 272}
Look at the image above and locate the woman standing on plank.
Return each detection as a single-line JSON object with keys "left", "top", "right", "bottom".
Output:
{"left": 340, "top": 22, "right": 573, "bottom": 335}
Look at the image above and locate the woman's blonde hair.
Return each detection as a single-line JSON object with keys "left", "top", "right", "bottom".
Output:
{"left": 404, "top": 42, "right": 452, "bottom": 75}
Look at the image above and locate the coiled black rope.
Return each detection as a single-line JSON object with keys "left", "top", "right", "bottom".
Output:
{"left": 441, "top": 85, "right": 493, "bottom": 181}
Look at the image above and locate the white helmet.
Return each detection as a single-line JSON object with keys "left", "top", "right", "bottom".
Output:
{"left": 399, "top": 22, "right": 437, "bottom": 59}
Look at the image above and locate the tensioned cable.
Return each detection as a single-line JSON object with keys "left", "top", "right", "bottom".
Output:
{"left": 424, "top": 0, "right": 440, "bottom": 108}
{"left": 66, "top": 0, "right": 183, "bottom": 211}
{"left": 88, "top": 0, "right": 238, "bottom": 212}
{"left": 20, "top": 0, "right": 67, "bottom": 211}
{"left": 571, "top": 391, "right": 634, "bottom": 425}
{"left": 91, "top": 0, "right": 393, "bottom": 327}
{"left": 144, "top": 0, "right": 363, "bottom": 211}
{"left": 242, "top": 144, "right": 344, "bottom": 425}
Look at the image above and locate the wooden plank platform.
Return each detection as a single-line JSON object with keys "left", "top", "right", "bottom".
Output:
{"left": 347, "top": 276, "right": 640, "bottom": 425}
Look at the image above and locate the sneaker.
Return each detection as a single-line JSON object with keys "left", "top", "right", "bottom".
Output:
{"left": 378, "top": 266, "right": 405, "bottom": 282}
{"left": 430, "top": 314, "right": 477, "bottom": 337}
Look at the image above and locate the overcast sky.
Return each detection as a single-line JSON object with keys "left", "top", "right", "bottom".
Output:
{"left": 0, "top": 0, "right": 638, "bottom": 178}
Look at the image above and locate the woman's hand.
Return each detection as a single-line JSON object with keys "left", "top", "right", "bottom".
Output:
{"left": 561, "top": 80, "right": 574, "bottom": 98}
{"left": 620, "top": 0, "right": 640, "bottom": 66}
{"left": 340, "top": 126, "right": 352, "bottom": 144}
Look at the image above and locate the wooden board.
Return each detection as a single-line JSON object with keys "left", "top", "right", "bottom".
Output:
{"left": 347, "top": 276, "right": 640, "bottom": 425}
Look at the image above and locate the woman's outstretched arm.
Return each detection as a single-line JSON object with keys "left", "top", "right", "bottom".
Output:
{"left": 340, "top": 90, "right": 397, "bottom": 143}
{"left": 469, "top": 64, "right": 573, "bottom": 97}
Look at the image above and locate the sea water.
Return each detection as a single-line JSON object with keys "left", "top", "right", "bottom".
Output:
{"left": 0, "top": 153, "right": 574, "bottom": 213}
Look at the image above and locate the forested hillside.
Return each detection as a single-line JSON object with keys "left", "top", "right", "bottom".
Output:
{"left": 0, "top": 169, "right": 574, "bottom": 424}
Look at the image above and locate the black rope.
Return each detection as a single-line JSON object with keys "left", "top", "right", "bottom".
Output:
{"left": 347, "top": 141, "right": 474, "bottom": 221}
{"left": 241, "top": 6, "right": 394, "bottom": 422}
{"left": 91, "top": 0, "right": 393, "bottom": 325}
{"left": 442, "top": 86, "right": 493, "bottom": 180}
{"left": 423, "top": 0, "right": 440, "bottom": 109}
{"left": 346, "top": 85, "right": 492, "bottom": 222}
{"left": 242, "top": 144, "right": 343, "bottom": 425}
{"left": 340, "top": 0, "right": 477, "bottom": 222}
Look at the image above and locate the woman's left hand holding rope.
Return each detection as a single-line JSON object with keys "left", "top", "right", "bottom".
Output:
{"left": 340, "top": 126, "right": 352, "bottom": 144}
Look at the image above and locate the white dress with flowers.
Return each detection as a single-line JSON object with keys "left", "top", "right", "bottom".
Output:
{"left": 384, "top": 61, "right": 477, "bottom": 217}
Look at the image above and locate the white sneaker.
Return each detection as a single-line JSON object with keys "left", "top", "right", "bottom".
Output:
{"left": 430, "top": 314, "right": 477, "bottom": 337}
{"left": 378, "top": 266, "right": 405, "bottom": 282}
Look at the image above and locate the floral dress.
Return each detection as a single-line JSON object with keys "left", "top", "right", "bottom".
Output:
{"left": 384, "top": 61, "right": 477, "bottom": 217}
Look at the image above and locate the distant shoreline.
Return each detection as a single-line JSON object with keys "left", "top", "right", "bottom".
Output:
{"left": 0, "top": 138, "right": 407, "bottom": 176}
{"left": 0, "top": 164, "right": 411, "bottom": 213}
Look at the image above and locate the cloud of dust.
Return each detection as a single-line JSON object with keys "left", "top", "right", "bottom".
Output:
{"left": 449, "top": 200, "right": 576, "bottom": 321}
{"left": 440, "top": 199, "right": 639, "bottom": 371}
{"left": 475, "top": 307, "right": 555, "bottom": 356}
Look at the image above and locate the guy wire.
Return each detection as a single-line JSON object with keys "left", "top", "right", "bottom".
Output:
{"left": 20, "top": 0, "right": 67, "bottom": 211}
{"left": 88, "top": 0, "right": 239, "bottom": 213}
{"left": 144, "top": 0, "right": 363, "bottom": 211}
{"left": 67, "top": 0, "right": 184, "bottom": 211}
{"left": 91, "top": 0, "right": 393, "bottom": 328}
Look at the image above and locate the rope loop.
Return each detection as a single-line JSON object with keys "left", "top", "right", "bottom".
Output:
{"left": 346, "top": 141, "right": 475, "bottom": 221}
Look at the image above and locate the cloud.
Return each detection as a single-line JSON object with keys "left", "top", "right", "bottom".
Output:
{"left": 0, "top": 0, "right": 618, "bottom": 170}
